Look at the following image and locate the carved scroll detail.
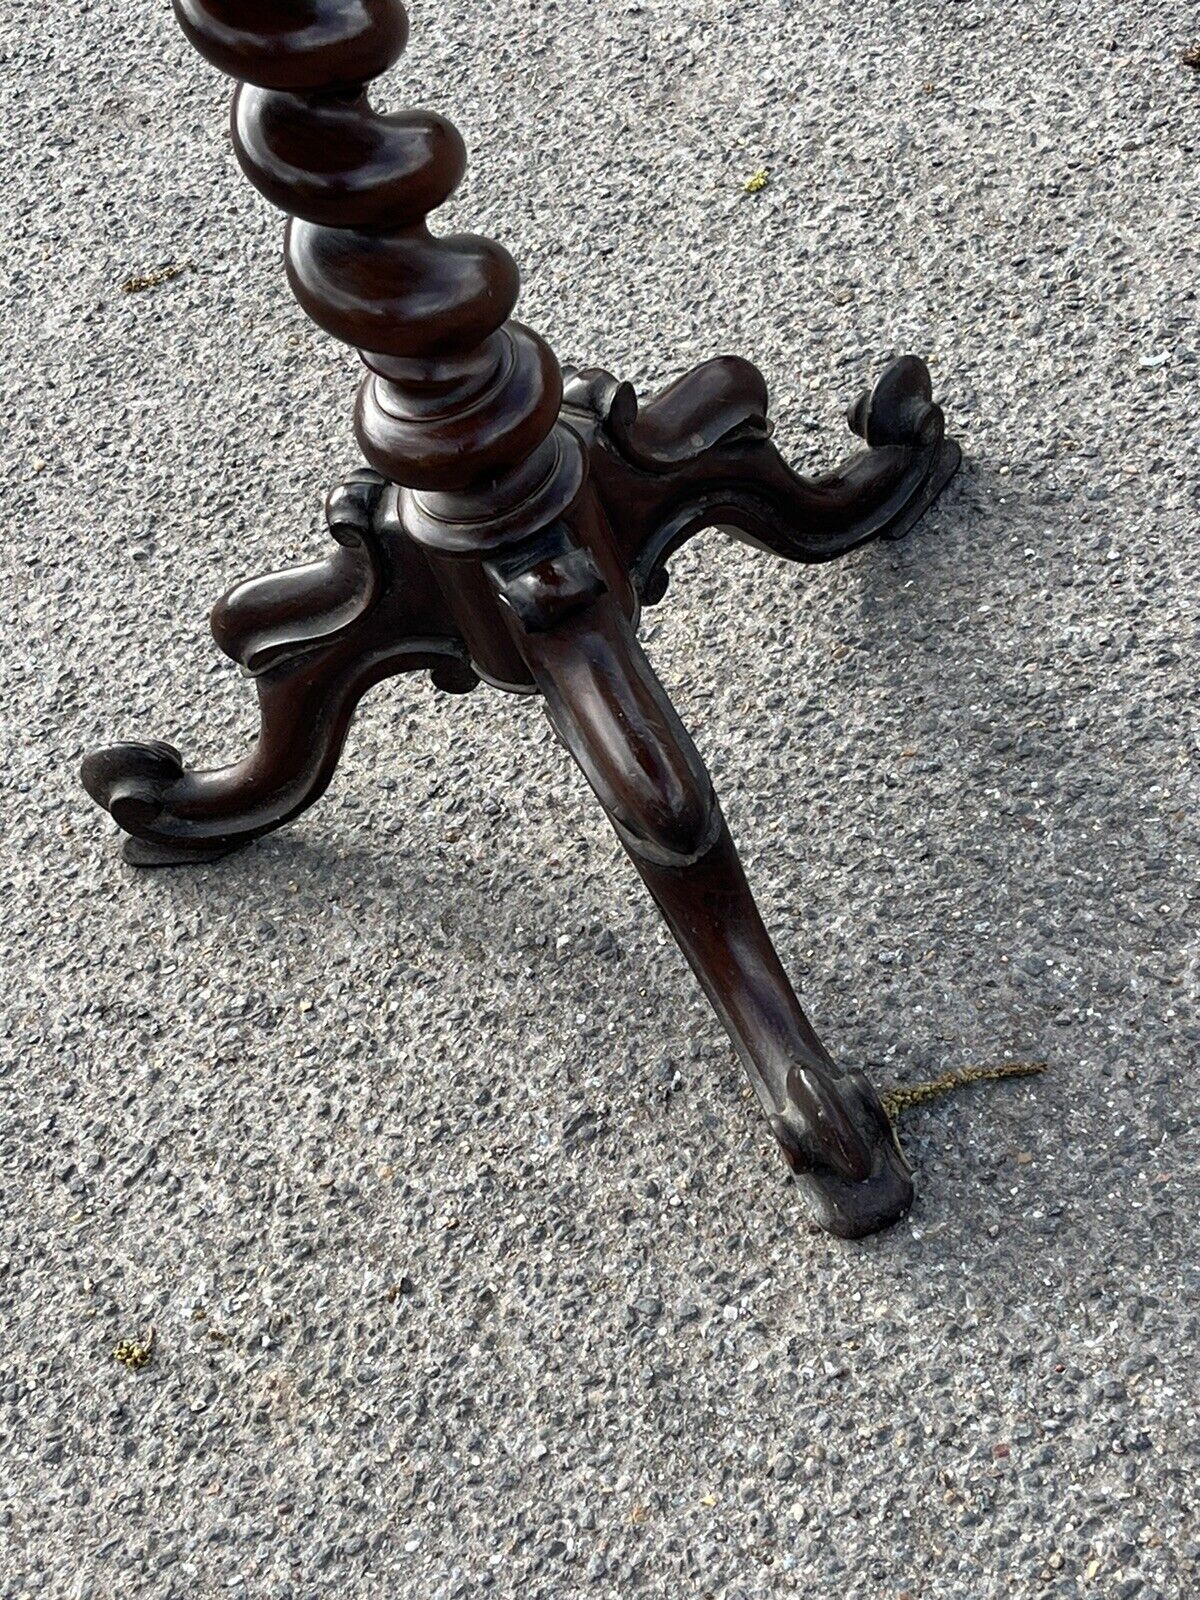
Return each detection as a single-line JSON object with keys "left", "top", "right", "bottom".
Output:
{"left": 566, "top": 353, "right": 961, "bottom": 605}
{"left": 81, "top": 470, "right": 476, "bottom": 865}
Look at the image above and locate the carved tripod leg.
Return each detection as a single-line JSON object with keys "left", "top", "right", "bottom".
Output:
{"left": 489, "top": 527, "right": 912, "bottom": 1238}
{"left": 565, "top": 354, "right": 962, "bottom": 601}
{"left": 82, "top": 472, "right": 477, "bottom": 866}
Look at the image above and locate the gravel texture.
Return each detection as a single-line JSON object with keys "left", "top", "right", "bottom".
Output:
{"left": 3, "top": 2, "right": 1198, "bottom": 1597}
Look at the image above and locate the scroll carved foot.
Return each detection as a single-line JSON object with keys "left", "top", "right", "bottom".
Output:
{"left": 81, "top": 471, "right": 478, "bottom": 866}
{"left": 488, "top": 523, "right": 913, "bottom": 1238}
{"left": 768, "top": 1066, "right": 912, "bottom": 1240}
{"left": 562, "top": 353, "right": 961, "bottom": 605}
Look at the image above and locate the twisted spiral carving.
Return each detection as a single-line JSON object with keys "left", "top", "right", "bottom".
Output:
{"left": 173, "top": 0, "right": 581, "bottom": 551}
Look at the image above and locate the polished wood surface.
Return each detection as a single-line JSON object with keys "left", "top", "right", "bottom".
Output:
{"left": 487, "top": 525, "right": 913, "bottom": 1237}
{"left": 84, "top": 0, "right": 960, "bottom": 1236}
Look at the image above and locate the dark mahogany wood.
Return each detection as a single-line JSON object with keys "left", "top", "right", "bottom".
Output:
{"left": 83, "top": 0, "right": 961, "bottom": 1236}
{"left": 486, "top": 525, "right": 912, "bottom": 1237}
{"left": 81, "top": 470, "right": 477, "bottom": 865}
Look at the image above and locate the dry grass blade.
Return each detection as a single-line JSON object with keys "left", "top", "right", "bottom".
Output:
{"left": 882, "top": 1061, "right": 1048, "bottom": 1121}
{"left": 120, "top": 262, "right": 192, "bottom": 294}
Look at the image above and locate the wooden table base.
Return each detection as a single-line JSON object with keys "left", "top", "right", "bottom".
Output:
{"left": 83, "top": 0, "right": 961, "bottom": 1238}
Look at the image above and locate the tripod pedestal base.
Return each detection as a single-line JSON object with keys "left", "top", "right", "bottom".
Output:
{"left": 84, "top": 352, "right": 957, "bottom": 1237}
